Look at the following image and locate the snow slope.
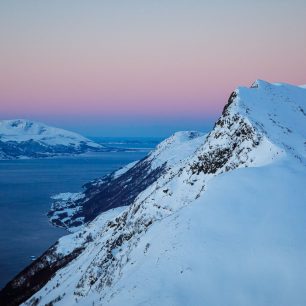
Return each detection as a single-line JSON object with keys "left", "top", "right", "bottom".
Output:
{"left": 1, "top": 80, "right": 306, "bottom": 306}
{"left": 103, "top": 162, "right": 306, "bottom": 306}
{"left": 0, "top": 119, "right": 104, "bottom": 159}
{"left": 48, "top": 131, "right": 206, "bottom": 231}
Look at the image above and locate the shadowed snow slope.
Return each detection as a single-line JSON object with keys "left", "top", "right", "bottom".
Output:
{"left": 0, "top": 119, "right": 104, "bottom": 159}
{"left": 1, "top": 81, "right": 305, "bottom": 306}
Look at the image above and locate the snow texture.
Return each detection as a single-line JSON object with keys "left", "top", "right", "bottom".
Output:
{"left": 47, "top": 131, "right": 206, "bottom": 231}
{"left": 8, "top": 80, "right": 306, "bottom": 306}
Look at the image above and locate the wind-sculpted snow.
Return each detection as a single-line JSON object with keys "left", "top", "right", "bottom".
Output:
{"left": 1, "top": 81, "right": 306, "bottom": 306}
{"left": 0, "top": 119, "right": 105, "bottom": 159}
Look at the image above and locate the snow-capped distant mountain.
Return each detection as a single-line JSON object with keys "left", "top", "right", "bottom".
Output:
{"left": 1, "top": 81, "right": 306, "bottom": 306}
{"left": 0, "top": 119, "right": 104, "bottom": 159}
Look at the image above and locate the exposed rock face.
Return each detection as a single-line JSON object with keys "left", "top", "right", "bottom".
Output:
{"left": 48, "top": 159, "right": 166, "bottom": 230}
{"left": 191, "top": 105, "right": 263, "bottom": 175}
{"left": 1, "top": 81, "right": 306, "bottom": 306}
{"left": 0, "top": 245, "right": 84, "bottom": 306}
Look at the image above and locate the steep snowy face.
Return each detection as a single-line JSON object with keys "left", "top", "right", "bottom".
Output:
{"left": 189, "top": 80, "right": 306, "bottom": 178}
{"left": 2, "top": 81, "right": 306, "bottom": 306}
{"left": 0, "top": 119, "right": 103, "bottom": 159}
{"left": 15, "top": 82, "right": 305, "bottom": 306}
{"left": 48, "top": 131, "right": 206, "bottom": 231}
{"left": 238, "top": 80, "right": 306, "bottom": 163}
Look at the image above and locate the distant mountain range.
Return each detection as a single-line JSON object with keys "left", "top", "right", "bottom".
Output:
{"left": 0, "top": 119, "right": 117, "bottom": 159}
{"left": 1, "top": 80, "right": 306, "bottom": 306}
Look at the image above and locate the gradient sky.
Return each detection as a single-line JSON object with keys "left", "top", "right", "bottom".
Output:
{"left": 0, "top": 0, "right": 305, "bottom": 136}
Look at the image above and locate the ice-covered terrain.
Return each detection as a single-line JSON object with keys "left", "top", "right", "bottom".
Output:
{"left": 47, "top": 131, "right": 205, "bottom": 231}
{"left": 0, "top": 119, "right": 105, "bottom": 159}
{"left": 1, "top": 80, "right": 306, "bottom": 306}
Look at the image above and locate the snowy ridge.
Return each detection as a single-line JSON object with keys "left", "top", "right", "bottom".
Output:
{"left": 112, "top": 160, "right": 139, "bottom": 179}
{"left": 146, "top": 130, "right": 204, "bottom": 170}
{"left": 47, "top": 131, "right": 206, "bottom": 231}
{"left": 1, "top": 81, "right": 306, "bottom": 306}
{"left": 0, "top": 119, "right": 100, "bottom": 147}
{"left": 0, "top": 119, "right": 104, "bottom": 159}
{"left": 238, "top": 80, "right": 306, "bottom": 164}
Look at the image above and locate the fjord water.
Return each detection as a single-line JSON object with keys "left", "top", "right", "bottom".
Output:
{"left": 0, "top": 149, "right": 150, "bottom": 288}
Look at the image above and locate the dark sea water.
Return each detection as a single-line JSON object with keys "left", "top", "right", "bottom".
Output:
{"left": 0, "top": 149, "right": 149, "bottom": 288}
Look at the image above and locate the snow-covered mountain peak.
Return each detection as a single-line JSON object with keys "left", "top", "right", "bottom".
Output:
{"left": 0, "top": 119, "right": 100, "bottom": 146}
{"left": 1, "top": 119, "right": 49, "bottom": 135}
{"left": 250, "top": 79, "right": 271, "bottom": 89}
{"left": 151, "top": 131, "right": 204, "bottom": 157}
{"left": 0, "top": 119, "right": 104, "bottom": 159}
{"left": 192, "top": 80, "right": 306, "bottom": 175}
{"left": 147, "top": 131, "right": 206, "bottom": 170}
{"left": 1, "top": 119, "right": 37, "bottom": 131}
{"left": 2, "top": 81, "right": 306, "bottom": 306}
{"left": 236, "top": 81, "right": 306, "bottom": 163}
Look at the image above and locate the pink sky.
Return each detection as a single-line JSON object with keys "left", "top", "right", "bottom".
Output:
{"left": 0, "top": 1, "right": 305, "bottom": 135}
